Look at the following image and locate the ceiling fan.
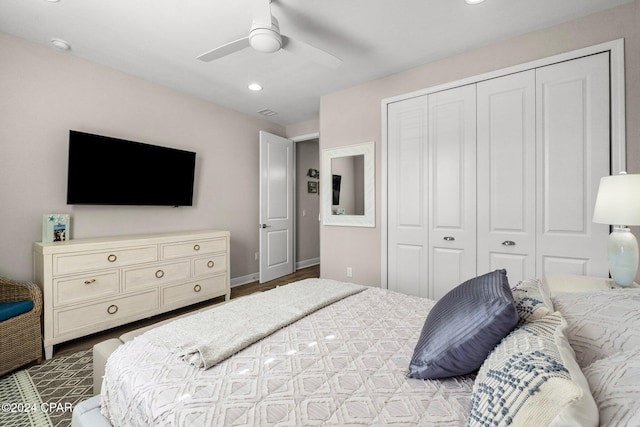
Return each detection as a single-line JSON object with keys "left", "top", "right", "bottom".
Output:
{"left": 197, "top": 0, "right": 342, "bottom": 69}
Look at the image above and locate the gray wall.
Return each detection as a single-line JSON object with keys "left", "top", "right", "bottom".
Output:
{"left": 295, "top": 139, "right": 320, "bottom": 265}
{"left": 0, "top": 31, "right": 285, "bottom": 283}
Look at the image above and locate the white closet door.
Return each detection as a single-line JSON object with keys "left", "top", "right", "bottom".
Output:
{"left": 477, "top": 71, "right": 536, "bottom": 285}
{"left": 536, "top": 53, "right": 610, "bottom": 277}
{"left": 387, "top": 96, "right": 429, "bottom": 297}
{"left": 428, "top": 85, "right": 477, "bottom": 299}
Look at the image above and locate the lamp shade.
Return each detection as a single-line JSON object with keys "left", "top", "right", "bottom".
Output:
{"left": 593, "top": 173, "right": 640, "bottom": 226}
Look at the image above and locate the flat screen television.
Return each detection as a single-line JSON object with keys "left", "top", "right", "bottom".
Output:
{"left": 66, "top": 130, "right": 196, "bottom": 206}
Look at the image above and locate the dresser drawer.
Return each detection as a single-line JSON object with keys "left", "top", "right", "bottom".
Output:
{"left": 54, "top": 271, "right": 120, "bottom": 307}
{"left": 53, "top": 245, "right": 158, "bottom": 275}
{"left": 161, "top": 238, "right": 227, "bottom": 260}
{"left": 161, "top": 275, "right": 227, "bottom": 309}
{"left": 123, "top": 261, "right": 190, "bottom": 291}
{"left": 54, "top": 290, "right": 158, "bottom": 337}
{"left": 193, "top": 254, "right": 227, "bottom": 278}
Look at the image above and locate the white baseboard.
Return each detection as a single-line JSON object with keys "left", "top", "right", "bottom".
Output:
{"left": 230, "top": 258, "right": 320, "bottom": 288}
{"left": 230, "top": 273, "right": 259, "bottom": 288}
{"left": 296, "top": 257, "right": 320, "bottom": 270}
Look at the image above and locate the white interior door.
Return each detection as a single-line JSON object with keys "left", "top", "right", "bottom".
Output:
{"left": 428, "top": 85, "right": 477, "bottom": 299}
{"left": 387, "top": 95, "right": 429, "bottom": 297}
{"left": 259, "top": 131, "right": 294, "bottom": 283}
{"left": 477, "top": 70, "right": 536, "bottom": 284}
{"left": 536, "top": 53, "right": 610, "bottom": 277}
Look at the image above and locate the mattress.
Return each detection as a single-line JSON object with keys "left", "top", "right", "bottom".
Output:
{"left": 101, "top": 285, "right": 475, "bottom": 426}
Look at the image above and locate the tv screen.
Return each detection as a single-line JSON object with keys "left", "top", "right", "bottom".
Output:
{"left": 66, "top": 130, "right": 196, "bottom": 206}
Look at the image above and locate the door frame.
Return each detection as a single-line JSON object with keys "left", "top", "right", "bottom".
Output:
{"left": 258, "top": 131, "right": 320, "bottom": 282}
{"left": 380, "top": 39, "right": 626, "bottom": 289}
{"left": 289, "top": 131, "right": 321, "bottom": 273}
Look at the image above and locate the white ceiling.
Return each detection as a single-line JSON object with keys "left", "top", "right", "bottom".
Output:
{"left": 0, "top": 0, "right": 633, "bottom": 126}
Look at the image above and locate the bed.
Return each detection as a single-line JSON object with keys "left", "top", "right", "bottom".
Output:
{"left": 72, "top": 272, "right": 640, "bottom": 427}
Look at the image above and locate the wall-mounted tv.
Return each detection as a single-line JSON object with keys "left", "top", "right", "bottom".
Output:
{"left": 67, "top": 130, "right": 196, "bottom": 206}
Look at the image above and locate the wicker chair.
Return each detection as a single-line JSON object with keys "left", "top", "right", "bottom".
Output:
{"left": 0, "top": 277, "right": 43, "bottom": 377}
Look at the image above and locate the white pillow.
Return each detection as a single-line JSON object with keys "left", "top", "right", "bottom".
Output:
{"left": 511, "top": 278, "right": 554, "bottom": 323}
{"left": 583, "top": 348, "right": 640, "bottom": 426}
{"left": 468, "top": 311, "right": 598, "bottom": 427}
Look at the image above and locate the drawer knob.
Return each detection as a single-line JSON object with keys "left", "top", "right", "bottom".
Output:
{"left": 155, "top": 269, "right": 165, "bottom": 279}
{"left": 107, "top": 254, "right": 117, "bottom": 263}
{"left": 84, "top": 279, "right": 96, "bottom": 285}
{"left": 194, "top": 284, "right": 202, "bottom": 292}
{"left": 207, "top": 260, "right": 215, "bottom": 268}
{"left": 194, "top": 244, "right": 201, "bottom": 251}
{"left": 443, "top": 236, "right": 455, "bottom": 241}
{"left": 107, "top": 304, "right": 118, "bottom": 315}
{"left": 502, "top": 240, "right": 516, "bottom": 246}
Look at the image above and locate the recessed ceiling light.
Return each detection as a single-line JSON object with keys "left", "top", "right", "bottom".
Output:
{"left": 51, "top": 38, "right": 71, "bottom": 51}
{"left": 46, "top": 0, "right": 61, "bottom": 2}
{"left": 465, "top": 0, "right": 486, "bottom": 4}
{"left": 248, "top": 83, "right": 263, "bottom": 92}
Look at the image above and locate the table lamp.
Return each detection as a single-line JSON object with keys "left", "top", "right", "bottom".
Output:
{"left": 593, "top": 172, "right": 640, "bottom": 287}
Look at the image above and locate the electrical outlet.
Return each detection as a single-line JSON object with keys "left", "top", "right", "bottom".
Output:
{"left": 346, "top": 267, "right": 353, "bottom": 278}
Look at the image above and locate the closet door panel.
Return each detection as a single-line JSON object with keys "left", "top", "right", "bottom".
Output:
{"left": 536, "top": 53, "right": 610, "bottom": 278}
{"left": 477, "top": 70, "right": 536, "bottom": 284}
{"left": 387, "top": 96, "right": 429, "bottom": 297}
{"left": 428, "top": 85, "right": 476, "bottom": 298}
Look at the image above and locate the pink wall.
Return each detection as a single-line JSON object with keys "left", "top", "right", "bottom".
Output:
{"left": 0, "top": 31, "right": 285, "bottom": 282}
{"left": 319, "top": 0, "right": 640, "bottom": 286}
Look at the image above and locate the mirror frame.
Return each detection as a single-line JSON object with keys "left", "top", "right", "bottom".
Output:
{"left": 322, "top": 141, "right": 375, "bottom": 227}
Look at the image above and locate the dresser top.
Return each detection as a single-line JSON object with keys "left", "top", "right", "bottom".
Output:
{"left": 34, "top": 229, "right": 230, "bottom": 254}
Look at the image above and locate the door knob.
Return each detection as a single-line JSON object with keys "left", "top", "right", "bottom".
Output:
{"left": 260, "top": 224, "right": 271, "bottom": 229}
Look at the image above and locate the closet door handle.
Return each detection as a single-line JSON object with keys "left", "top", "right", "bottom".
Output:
{"left": 502, "top": 240, "right": 516, "bottom": 246}
{"left": 443, "top": 236, "right": 455, "bottom": 241}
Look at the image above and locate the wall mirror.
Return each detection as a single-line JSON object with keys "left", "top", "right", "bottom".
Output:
{"left": 322, "top": 141, "right": 375, "bottom": 227}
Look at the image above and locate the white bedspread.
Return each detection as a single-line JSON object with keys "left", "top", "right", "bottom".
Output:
{"left": 101, "top": 284, "right": 474, "bottom": 426}
{"left": 142, "top": 279, "right": 365, "bottom": 369}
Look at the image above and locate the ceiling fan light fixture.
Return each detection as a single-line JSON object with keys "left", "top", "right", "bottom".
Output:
{"left": 249, "top": 28, "right": 282, "bottom": 53}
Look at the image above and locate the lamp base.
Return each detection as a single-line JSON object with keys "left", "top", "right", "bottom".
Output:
{"left": 607, "top": 226, "right": 639, "bottom": 287}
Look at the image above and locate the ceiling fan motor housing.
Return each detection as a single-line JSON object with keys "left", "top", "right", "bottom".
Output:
{"left": 249, "top": 15, "right": 282, "bottom": 53}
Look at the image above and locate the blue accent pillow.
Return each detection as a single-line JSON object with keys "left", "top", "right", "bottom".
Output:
{"left": 407, "top": 269, "right": 518, "bottom": 379}
{"left": 0, "top": 300, "right": 34, "bottom": 322}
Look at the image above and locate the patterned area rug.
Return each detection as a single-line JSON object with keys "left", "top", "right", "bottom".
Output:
{"left": 0, "top": 350, "right": 93, "bottom": 427}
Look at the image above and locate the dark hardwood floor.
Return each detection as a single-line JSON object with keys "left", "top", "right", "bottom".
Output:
{"left": 53, "top": 264, "right": 320, "bottom": 358}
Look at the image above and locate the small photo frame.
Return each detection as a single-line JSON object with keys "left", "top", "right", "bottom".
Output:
{"left": 43, "top": 214, "right": 70, "bottom": 243}
{"left": 307, "top": 181, "right": 318, "bottom": 194}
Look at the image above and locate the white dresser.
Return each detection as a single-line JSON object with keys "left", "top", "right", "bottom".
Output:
{"left": 33, "top": 229, "right": 230, "bottom": 359}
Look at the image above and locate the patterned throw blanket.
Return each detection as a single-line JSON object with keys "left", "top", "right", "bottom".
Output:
{"left": 141, "top": 278, "right": 366, "bottom": 369}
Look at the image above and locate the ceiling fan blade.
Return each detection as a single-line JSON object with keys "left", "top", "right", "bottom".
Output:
{"left": 252, "top": 0, "right": 273, "bottom": 29}
{"left": 197, "top": 37, "right": 251, "bottom": 62}
{"left": 281, "top": 35, "right": 342, "bottom": 69}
